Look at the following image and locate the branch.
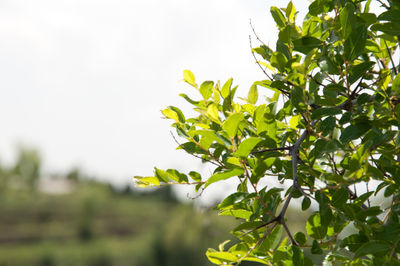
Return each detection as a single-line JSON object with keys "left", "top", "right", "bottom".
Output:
{"left": 251, "top": 146, "right": 291, "bottom": 154}
{"left": 384, "top": 40, "right": 398, "bottom": 75}
{"left": 249, "top": 35, "right": 273, "bottom": 81}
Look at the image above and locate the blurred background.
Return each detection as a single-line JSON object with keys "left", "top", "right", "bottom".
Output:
{"left": 0, "top": 0, "right": 311, "bottom": 265}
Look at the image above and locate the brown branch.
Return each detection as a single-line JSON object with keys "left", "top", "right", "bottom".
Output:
{"left": 249, "top": 19, "right": 267, "bottom": 47}
{"left": 249, "top": 35, "right": 273, "bottom": 81}
{"left": 384, "top": 40, "right": 398, "bottom": 75}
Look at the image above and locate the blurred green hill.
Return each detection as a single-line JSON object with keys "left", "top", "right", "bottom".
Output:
{"left": 0, "top": 148, "right": 238, "bottom": 266}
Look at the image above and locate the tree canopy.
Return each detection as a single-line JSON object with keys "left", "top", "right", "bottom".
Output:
{"left": 135, "top": 0, "right": 400, "bottom": 264}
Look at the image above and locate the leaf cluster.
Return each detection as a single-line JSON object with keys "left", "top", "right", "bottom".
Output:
{"left": 135, "top": 0, "right": 400, "bottom": 264}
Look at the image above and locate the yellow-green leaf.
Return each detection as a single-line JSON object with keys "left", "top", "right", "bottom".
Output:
{"left": 183, "top": 69, "right": 197, "bottom": 88}
{"left": 289, "top": 115, "right": 301, "bottom": 130}
{"left": 234, "top": 137, "right": 262, "bottom": 157}
{"left": 207, "top": 104, "right": 220, "bottom": 121}
{"left": 222, "top": 113, "right": 245, "bottom": 138}
{"left": 205, "top": 168, "right": 244, "bottom": 188}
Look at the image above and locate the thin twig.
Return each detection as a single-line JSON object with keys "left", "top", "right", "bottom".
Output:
{"left": 249, "top": 35, "right": 273, "bottom": 81}
{"left": 249, "top": 19, "right": 267, "bottom": 46}
{"left": 376, "top": 0, "right": 390, "bottom": 10}
{"left": 384, "top": 40, "right": 398, "bottom": 75}
{"left": 170, "top": 131, "right": 222, "bottom": 167}
{"left": 251, "top": 146, "right": 292, "bottom": 154}
{"left": 236, "top": 222, "right": 278, "bottom": 266}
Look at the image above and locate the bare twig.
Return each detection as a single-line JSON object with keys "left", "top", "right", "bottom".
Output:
{"left": 170, "top": 131, "right": 222, "bottom": 167}
{"left": 377, "top": 0, "right": 390, "bottom": 10}
{"left": 251, "top": 146, "right": 292, "bottom": 154}
{"left": 249, "top": 19, "right": 267, "bottom": 47}
{"left": 249, "top": 35, "right": 273, "bottom": 81}
{"left": 384, "top": 40, "right": 398, "bottom": 75}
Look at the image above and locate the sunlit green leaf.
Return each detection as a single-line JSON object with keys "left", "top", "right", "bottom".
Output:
{"left": 293, "top": 37, "right": 323, "bottom": 54}
{"left": 205, "top": 168, "right": 244, "bottom": 188}
{"left": 271, "top": 52, "right": 288, "bottom": 72}
{"left": 271, "top": 6, "right": 286, "bottom": 28}
{"left": 199, "top": 81, "right": 214, "bottom": 100}
{"left": 306, "top": 213, "right": 327, "bottom": 240}
{"left": 339, "top": 2, "right": 355, "bottom": 39}
{"left": 222, "top": 113, "right": 245, "bottom": 138}
{"left": 207, "top": 104, "right": 220, "bottom": 121}
{"left": 248, "top": 84, "right": 258, "bottom": 104}
{"left": 234, "top": 137, "right": 262, "bottom": 157}
{"left": 183, "top": 69, "right": 197, "bottom": 87}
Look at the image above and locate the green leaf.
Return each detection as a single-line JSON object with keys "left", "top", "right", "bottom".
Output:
{"left": 258, "top": 225, "right": 283, "bottom": 251}
{"left": 294, "top": 232, "right": 307, "bottom": 246}
{"left": 292, "top": 245, "right": 304, "bottom": 266}
{"left": 348, "top": 61, "right": 375, "bottom": 84}
{"left": 339, "top": 2, "right": 355, "bottom": 39}
{"left": 199, "top": 81, "right": 214, "bottom": 100}
{"left": 302, "top": 197, "right": 311, "bottom": 211}
{"left": 311, "top": 108, "right": 341, "bottom": 120}
{"left": 319, "top": 56, "right": 340, "bottom": 75}
{"left": 221, "top": 78, "right": 233, "bottom": 98}
{"left": 217, "top": 192, "right": 248, "bottom": 209}
{"left": 222, "top": 113, "right": 245, "bottom": 138}
{"left": 234, "top": 137, "right": 262, "bottom": 157}
{"left": 289, "top": 115, "right": 301, "bottom": 129}
{"left": 340, "top": 123, "right": 370, "bottom": 143}
{"left": 253, "top": 45, "right": 273, "bottom": 61}
{"left": 270, "top": 52, "right": 288, "bottom": 72}
{"left": 271, "top": 6, "right": 286, "bottom": 28}
{"left": 219, "top": 209, "right": 253, "bottom": 219}
{"left": 207, "top": 103, "right": 220, "bottom": 121}
{"left": 378, "top": 9, "right": 400, "bottom": 23}
{"left": 354, "top": 241, "right": 391, "bottom": 258}
{"left": 319, "top": 116, "right": 336, "bottom": 135}
{"left": 341, "top": 234, "right": 369, "bottom": 252}
{"left": 291, "top": 86, "right": 305, "bottom": 110}
{"left": 306, "top": 213, "right": 327, "bottom": 240}
{"left": 308, "top": 0, "right": 332, "bottom": 16}
{"left": 331, "top": 188, "right": 349, "bottom": 208}
{"left": 134, "top": 176, "right": 160, "bottom": 187}
{"left": 311, "top": 240, "right": 323, "bottom": 254}
{"left": 183, "top": 69, "right": 197, "bottom": 88}
{"left": 392, "top": 73, "right": 400, "bottom": 95}
{"left": 154, "top": 167, "right": 170, "bottom": 182}
{"left": 293, "top": 37, "right": 323, "bottom": 54}
{"left": 344, "top": 25, "right": 367, "bottom": 61}
{"left": 371, "top": 22, "right": 400, "bottom": 35}
{"left": 179, "top": 93, "right": 199, "bottom": 105}
{"left": 206, "top": 250, "right": 238, "bottom": 264}
{"left": 286, "top": 1, "right": 296, "bottom": 22}
{"left": 191, "top": 130, "right": 225, "bottom": 148}
{"left": 248, "top": 84, "right": 258, "bottom": 104}
{"left": 189, "top": 171, "right": 202, "bottom": 182}
{"left": 166, "top": 169, "right": 188, "bottom": 182}
{"left": 205, "top": 168, "right": 244, "bottom": 188}
{"left": 161, "top": 108, "right": 181, "bottom": 123}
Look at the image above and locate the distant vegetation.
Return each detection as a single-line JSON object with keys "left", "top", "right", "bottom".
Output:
{"left": 0, "top": 148, "right": 240, "bottom": 266}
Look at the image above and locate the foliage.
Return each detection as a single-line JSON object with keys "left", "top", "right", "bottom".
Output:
{"left": 135, "top": 0, "right": 400, "bottom": 264}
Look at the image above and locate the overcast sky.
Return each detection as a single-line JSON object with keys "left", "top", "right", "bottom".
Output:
{"left": 0, "top": 0, "right": 310, "bottom": 195}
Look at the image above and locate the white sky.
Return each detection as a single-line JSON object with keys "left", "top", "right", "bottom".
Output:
{"left": 0, "top": 0, "right": 309, "bottom": 192}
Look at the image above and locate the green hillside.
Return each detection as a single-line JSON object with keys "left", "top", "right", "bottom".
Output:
{"left": 0, "top": 182, "right": 238, "bottom": 266}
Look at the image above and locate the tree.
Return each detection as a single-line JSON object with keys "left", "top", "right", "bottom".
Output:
{"left": 135, "top": 0, "right": 400, "bottom": 264}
